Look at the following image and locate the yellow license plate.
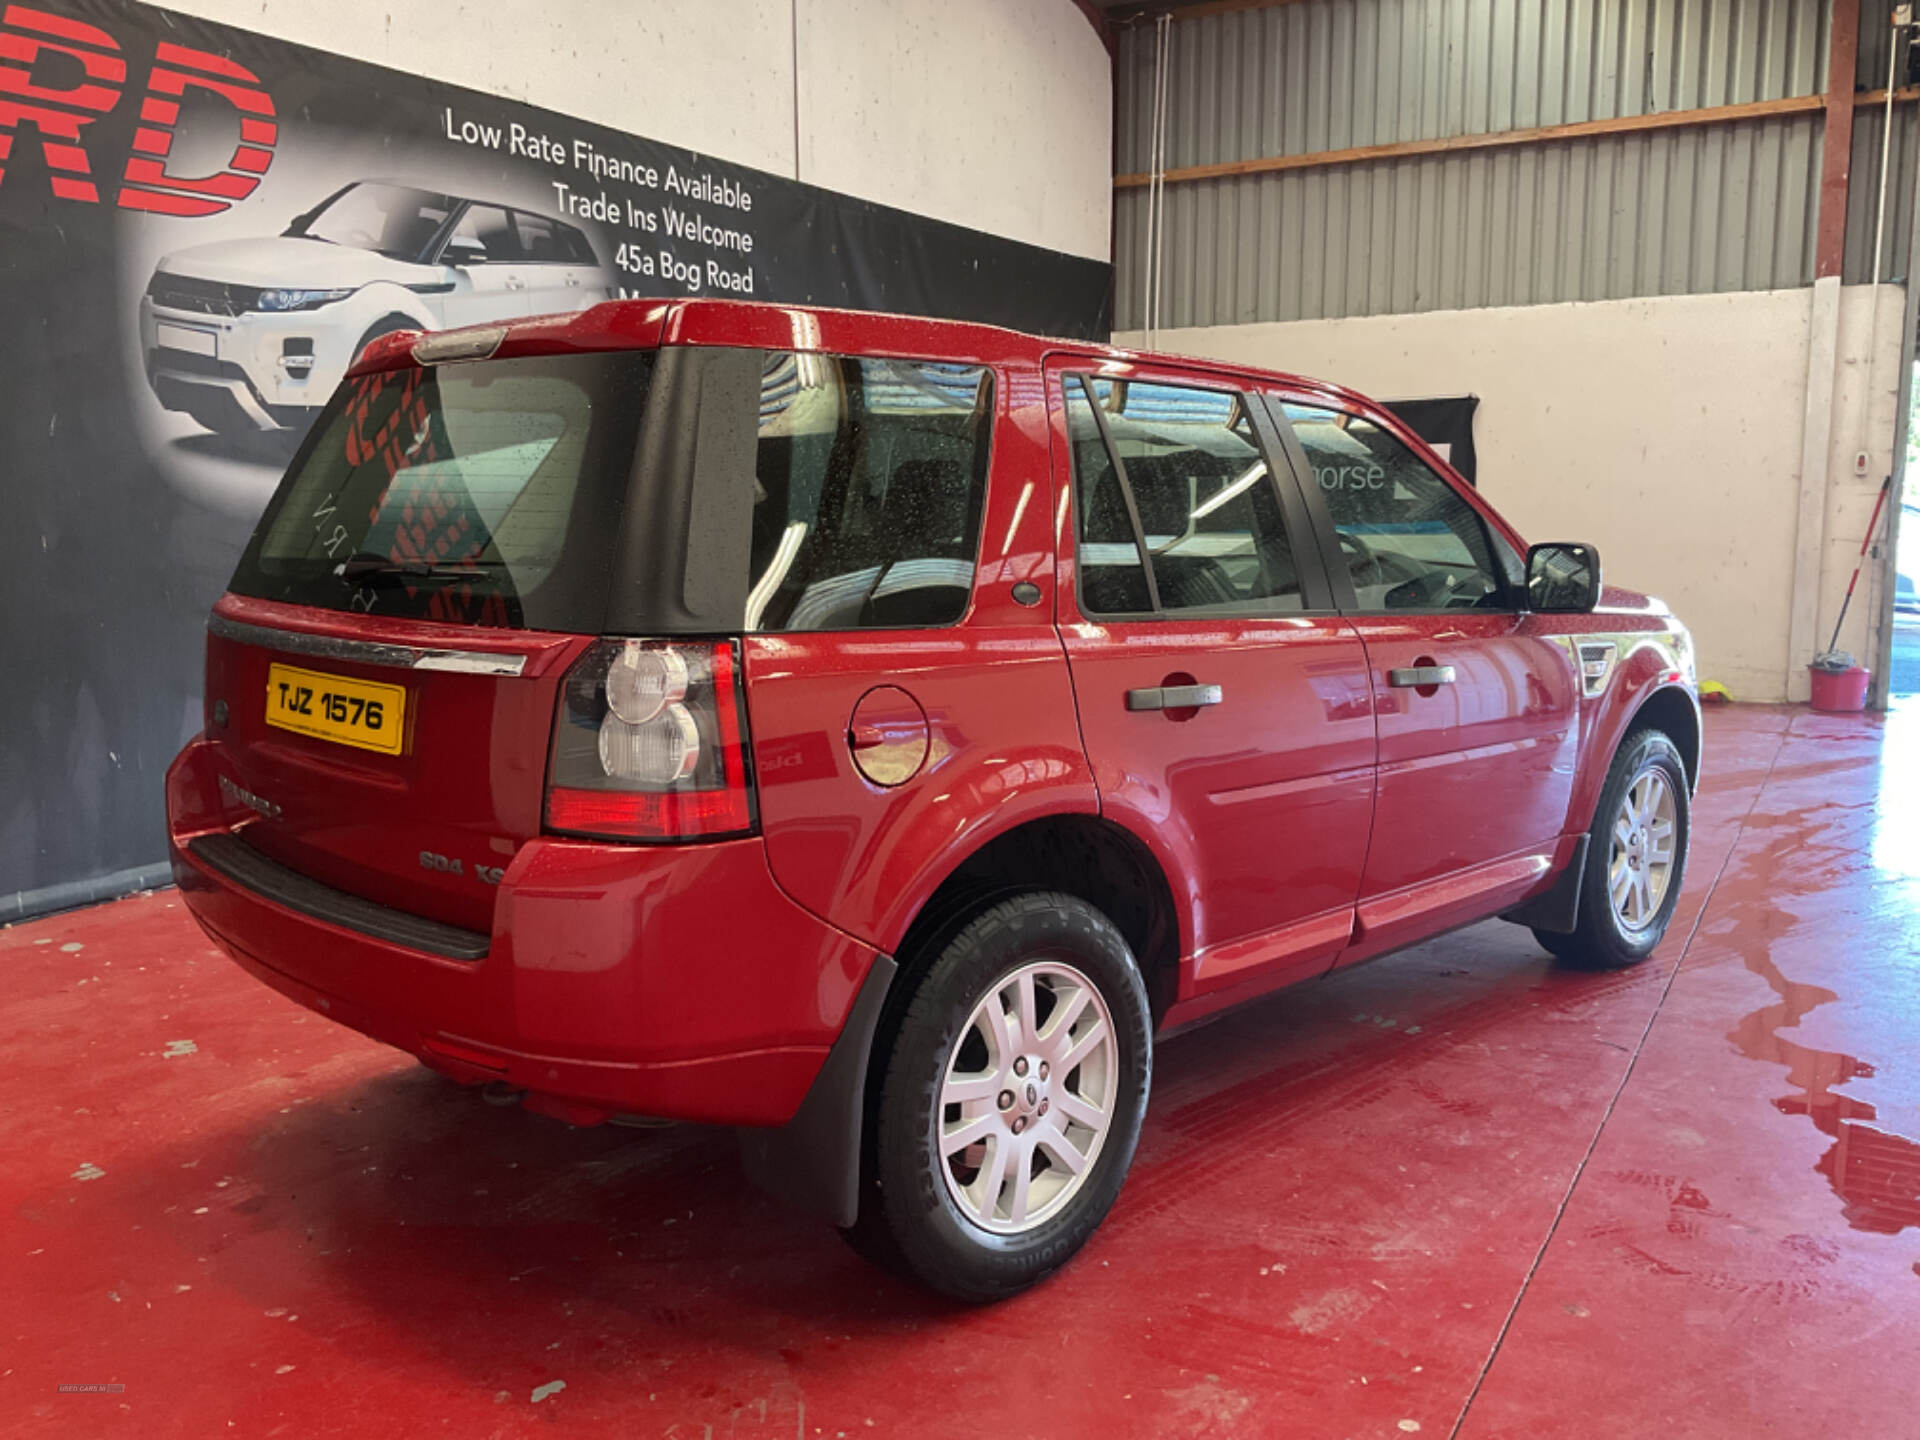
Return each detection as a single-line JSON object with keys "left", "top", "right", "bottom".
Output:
{"left": 264, "top": 663, "right": 406, "bottom": 755}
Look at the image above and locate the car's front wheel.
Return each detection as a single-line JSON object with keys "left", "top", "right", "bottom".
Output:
{"left": 1536, "top": 727, "right": 1690, "bottom": 969}
{"left": 855, "top": 892, "right": 1152, "bottom": 1302}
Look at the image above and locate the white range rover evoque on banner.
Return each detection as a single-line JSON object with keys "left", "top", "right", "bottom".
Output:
{"left": 139, "top": 180, "right": 615, "bottom": 435}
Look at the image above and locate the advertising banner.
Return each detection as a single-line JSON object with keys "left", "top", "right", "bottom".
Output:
{"left": 0, "top": 0, "right": 1112, "bottom": 917}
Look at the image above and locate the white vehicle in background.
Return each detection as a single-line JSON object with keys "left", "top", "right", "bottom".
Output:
{"left": 140, "top": 180, "right": 615, "bottom": 435}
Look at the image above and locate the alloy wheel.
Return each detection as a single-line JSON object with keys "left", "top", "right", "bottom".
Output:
{"left": 1608, "top": 767, "right": 1678, "bottom": 932}
{"left": 936, "top": 960, "right": 1118, "bottom": 1235}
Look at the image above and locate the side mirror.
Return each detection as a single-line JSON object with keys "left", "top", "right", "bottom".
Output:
{"left": 441, "top": 235, "right": 487, "bottom": 267}
{"left": 1526, "top": 542, "right": 1602, "bottom": 613}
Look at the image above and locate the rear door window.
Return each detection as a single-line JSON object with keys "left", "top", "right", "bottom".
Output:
{"left": 514, "top": 212, "right": 564, "bottom": 262}
{"left": 559, "top": 222, "right": 598, "bottom": 265}
{"left": 748, "top": 354, "right": 992, "bottom": 631}
{"left": 229, "top": 353, "right": 653, "bottom": 630}
{"left": 1065, "top": 376, "right": 1305, "bottom": 616}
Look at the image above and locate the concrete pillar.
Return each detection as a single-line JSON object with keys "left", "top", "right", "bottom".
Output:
{"left": 1788, "top": 276, "right": 1843, "bottom": 703}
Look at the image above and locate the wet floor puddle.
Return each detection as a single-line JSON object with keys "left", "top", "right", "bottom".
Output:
{"left": 1723, "top": 803, "right": 1920, "bottom": 1238}
{"left": 1729, "top": 966, "right": 1920, "bottom": 1235}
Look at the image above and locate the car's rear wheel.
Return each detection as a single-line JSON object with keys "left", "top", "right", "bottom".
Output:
{"left": 1537, "top": 727, "right": 1690, "bottom": 969}
{"left": 850, "top": 892, "right": 1151, "bottom": 1302}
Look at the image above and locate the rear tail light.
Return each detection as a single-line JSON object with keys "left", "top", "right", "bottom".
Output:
{"left": 545, "top": 639, "right": 755, "bottom": 842}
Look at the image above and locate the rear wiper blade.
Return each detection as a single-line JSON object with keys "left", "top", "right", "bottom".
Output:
{"left": 333, "top": 553, "right": 498, "bottom": 583}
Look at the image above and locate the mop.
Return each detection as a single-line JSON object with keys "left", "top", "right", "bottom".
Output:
{"left": 1812, "top": 475, "right": 1894, "bottom": 673}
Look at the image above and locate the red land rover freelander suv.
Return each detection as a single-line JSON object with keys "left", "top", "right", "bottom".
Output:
{"left": 166, "top": 298, "right": 1700, "bottom": 1301}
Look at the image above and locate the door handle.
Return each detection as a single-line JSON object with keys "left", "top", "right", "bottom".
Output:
{"left": 505, "top": 277, "right": 526, "bottom": 290}
{"left": 1126, "top": 683, "right": 1223, "bottom": 711}
{"left": 1388, "top": 665, "right": 1456, "bottom": 688}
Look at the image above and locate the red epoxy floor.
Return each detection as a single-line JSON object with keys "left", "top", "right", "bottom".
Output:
{"left": 5, "top": 704, "right": 1918, "bottom": 1438}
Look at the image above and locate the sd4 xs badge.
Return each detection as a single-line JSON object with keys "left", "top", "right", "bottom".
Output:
{"left": 419, "top": 850, "right": 504, "bottom": 885}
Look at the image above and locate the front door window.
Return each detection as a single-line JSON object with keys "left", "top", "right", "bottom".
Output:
{"left": 1283, "top": 403, "right": 1506, "bottom": 612}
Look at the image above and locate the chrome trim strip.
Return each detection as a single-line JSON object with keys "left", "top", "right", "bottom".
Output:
{"left": 413, "top": 651, "right": 527, "bottom": 675}
{"left": 208, "top": 614, "right": 528, "bottom": 677}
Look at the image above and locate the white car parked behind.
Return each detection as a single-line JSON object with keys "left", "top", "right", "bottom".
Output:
{"left": 140, "top": 180, "right": 614, "bottom": 434}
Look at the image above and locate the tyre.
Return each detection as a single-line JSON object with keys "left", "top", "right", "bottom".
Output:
{"left": 1529, "top": 926, "right": 1578, "bottom": 960}
{"left": 1542, "top": 728, "right": 1690, "bottom": 970}
{"left": 852, "top": 892, "right": 1152, "bottom": 1302}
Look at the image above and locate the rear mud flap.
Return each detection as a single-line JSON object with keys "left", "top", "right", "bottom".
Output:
{"left": 736, "top": 954, "right": 897, "bottom": 1227}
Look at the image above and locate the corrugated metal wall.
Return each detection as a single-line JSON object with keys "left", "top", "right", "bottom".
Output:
{"left": 1848, "top": 7, "right": 1920, "bottom": 283}
{"left": 1114, "top": 0, "right": 1920, "bottom": 331}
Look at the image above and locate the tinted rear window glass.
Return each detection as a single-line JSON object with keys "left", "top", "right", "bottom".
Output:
{"left": 229, "top": 353, "right": 651, "bottom": 630}
{"left": 514, "top": 212, "right": 565, "bottom": 261}
{"left": 747, "top": 354, "right": 991, "bottom": 631}
{"left": 560, "top": 223, "right": 598, "bottom": 265}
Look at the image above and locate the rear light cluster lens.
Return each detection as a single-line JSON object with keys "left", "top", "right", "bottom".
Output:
{"left": 606, "top": 645, "right": 688, "bottom": 726}
{"left": 545, "top": 639, "right": 755, "bottom": 841}
{"left": 599, "top": 701, "right": 700, "bottom": 784}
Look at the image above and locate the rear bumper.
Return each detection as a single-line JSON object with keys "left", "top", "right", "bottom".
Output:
{"left": 166, "top": 736, "right": 880, "bottom": 1127}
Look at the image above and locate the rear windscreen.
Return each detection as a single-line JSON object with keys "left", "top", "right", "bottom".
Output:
{"left": 229, "top": 353, "right": 653, "bottom": 630}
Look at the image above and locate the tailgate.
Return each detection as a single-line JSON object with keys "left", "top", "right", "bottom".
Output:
{"left": 191, "top": 346, "right": 661, "bottom": 932}
{"left": 201, "top": 594, "right": 588, "bottom": 932}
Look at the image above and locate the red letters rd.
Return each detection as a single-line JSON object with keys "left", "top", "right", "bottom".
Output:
{"left": 0, "top": 4, "right": 275, "bottom": 214}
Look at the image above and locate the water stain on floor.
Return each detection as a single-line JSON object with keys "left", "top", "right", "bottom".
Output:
{"left": 1721, "top": 805, "right": 1920, "bottom": 1238}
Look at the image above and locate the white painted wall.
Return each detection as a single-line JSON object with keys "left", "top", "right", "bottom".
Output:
{"left": 1119, "top": 285, "right": 1905, "bottom": 704}
{"left": 796, "top": 0, "right": 1110, "bottom": 262}
{"left": 159, "top": 0, "right": 1112, "bottom": 260}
